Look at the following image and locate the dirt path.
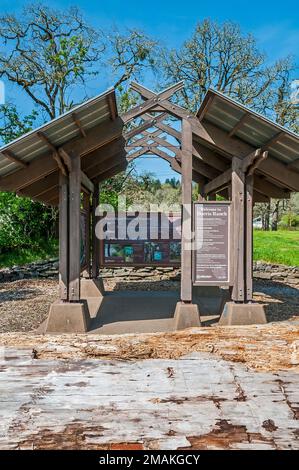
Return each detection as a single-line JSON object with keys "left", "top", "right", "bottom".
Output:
{"left": 0, "top": 278, "right": 298, "bottom": 333}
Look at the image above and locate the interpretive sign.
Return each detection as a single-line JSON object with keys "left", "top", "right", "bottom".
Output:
{"left": 193, "top": 202, "right": 231, "bottom": 286}
{"left": 99, "top": 212, "right": 181, "bottom": 267}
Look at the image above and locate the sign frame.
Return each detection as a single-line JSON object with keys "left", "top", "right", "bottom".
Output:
{"left": 192, "top": 201, "right": 232, "bottom": 287}
{"left": 99, "top": 212, "right": 182, "bottom": 268}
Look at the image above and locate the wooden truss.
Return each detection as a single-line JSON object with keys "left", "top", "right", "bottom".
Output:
{"left": 120, "top": 82, "right": 292, "bottom": 306}
{"left": 122, "top": 81, "right": 195, "bottom": 303}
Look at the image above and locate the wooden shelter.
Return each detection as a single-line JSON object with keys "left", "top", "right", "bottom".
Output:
{"left": 0, "top": 82, "right": 298, "bottom": 333}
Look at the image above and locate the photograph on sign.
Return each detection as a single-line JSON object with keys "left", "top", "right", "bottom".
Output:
{"left": 170, "top": 241, "right": 181, "bottom": 262}
{"left": 100, "top": 212, "right": 181, "bottom": 267}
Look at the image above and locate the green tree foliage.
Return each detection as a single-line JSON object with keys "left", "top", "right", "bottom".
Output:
{"left": 165, "top": 177, "right": 180, "bottom": 189}
{"left": 0, "top": 3, "right": 156, "bottom": 119}
{"left": 157, "top": 19, "right": 298, "bottom": 132}
{"left": 278, "top": 213, "right": 299, "bottom": 229}
{"left": 0, "top": 4, "right": 103, "bottom": 118}
{"left": 0, "top": 104, "right": 38, "bottom": 144}
{"left": 0, "top": 192, "right": 57, "bottom": 251}
{"left": 0, "top": 4, "right": 157, "bottom": 264}
{"left": 0, "top": 103, "right": 58, "bottom": 256}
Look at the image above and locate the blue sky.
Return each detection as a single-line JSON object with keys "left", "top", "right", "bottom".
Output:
{"left": 1, "top": 0, "right": 299, "bottom": 179}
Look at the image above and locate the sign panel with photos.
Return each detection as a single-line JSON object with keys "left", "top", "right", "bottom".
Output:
{"left": 100, "top": 212, "right": 181, "bottom": 267}
{"left": 193, "top": 202, "right": 231, "bottom": 286}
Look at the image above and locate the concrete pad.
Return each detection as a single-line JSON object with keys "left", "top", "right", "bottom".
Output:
{"left": 92, "top": 318, "right": 175, "bottom": 335}
{"left": 89, "top": 290, "right": 179, "bottom": 334}
{"left": 42, "top": 290, "right": 220, "bottom": 335}
{"left": 45, "top": 300, "right": 90, "bottom": 333}
{"left": 219, "top": 301, "right": 267, "bottom": 326}
{"left": 174, "top": 302, "right": 201, "bottom": 330}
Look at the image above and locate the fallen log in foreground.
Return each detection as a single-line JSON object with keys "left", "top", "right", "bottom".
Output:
{"left": 1, "top": 319, "right": 299, "bottom": 371}
{"left": 0, "top": 321, "right": 299, "bottom": 450}
{"left": 0, "top": 347, "right": 299, "bottom": 450}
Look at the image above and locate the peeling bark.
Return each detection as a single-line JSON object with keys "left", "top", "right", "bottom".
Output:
{"left": 0, "top": 341, "right": 299, "bottom": 449}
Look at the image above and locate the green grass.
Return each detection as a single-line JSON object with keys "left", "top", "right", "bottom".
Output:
{"left": 253, "top": 230, "right": 299, "bottom": 266}
{"left": 0, "top": 231, "right": 298, "bottom": 269}
{"left": 0, "top": 239, "right": 58, "bottom": 268}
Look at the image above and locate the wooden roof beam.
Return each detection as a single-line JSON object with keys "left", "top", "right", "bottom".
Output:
{"left": 124, "top": 113, "right": 168, "bottom": 141}
{"left": 127, "top": 147, "right": 148, "bottom": 161}
{"left": 192, "top": 120, "right": 299, "bottom": 191}
{"left": 262, "top": 131, "right": 285, "bottom": 150}
{"left": 122, "top": 95, "right": 172, "bottom": 124}
{"left": 246, "top": 151, "right": 268, "bottom": 176}
{"left": 228, "top": 113, "right": 249, "bottom": 137}
{"left": 254, "top": 176, "right": 290, "bottom": 199}
{"left": 253, "top": 191, "right": 270, "bottom": 203}
{"left": 130, "top": 81, "right": 184, "bottom": 101}
{"left": 0, "top": 119, "right": 123, "bottom": 193}
{"left": 37, "top": 131, "right": 68, "bottom": 176}
{"left": 107, "top": 93, "right": 117, "bottom": 121}
{"left": 197, "top": 95, "right": 215, "bottom": 122}
{"left": 191, "top": 156, "right": 220, "bottom": 180}
{"left": 85, "top": 151, "right": 126, "bottom": 180}
{"left": 1, "top": 149, "right": 28, "bottom": 168}
{"left": 192, "top": 170, "right": 206, "bottom": 186}
{"left": 62, "top": 116, "right": 123, "bottom": 157}
{"left": 241, "top": 148, "right": 263, "bottom": 173}
{"left": 126, "top": 129, "right": 162, "bottom": 149}
{"left": 126, "top": 145, "right": 181, "bottom": 173}
{"left": 18, "top": 172, "right": 59, "bottom": 199}
{"left": 81, "top": 171, "right": 94, "bottom": 193}
{"left": 287, "top": 158, "right": 299, "bottom": 172}
{"left": 122, "top": 82, "right": 186, "bottom": 124}
{"left": 192, "top": 142, "right": 229, "bottom": 172}
{"left": 37, "top": 131, "right": 56, "bottom": 152}
{"left": 203, "top": 169, "right": 232, "bottom": 195}
{"left": 82, "top": 139, "right": 126, "bottom": 173}
{"left": 71, "top": 112, "right": 86, "bottom": 138}
{"left": 142, "top": 113, "right": 181, "bottom": 141}
{"left": 126, "top": 139, "right": 179, "bottom": 153}
{"left": 94, "top": 161, "right": 128, "bottom": 184}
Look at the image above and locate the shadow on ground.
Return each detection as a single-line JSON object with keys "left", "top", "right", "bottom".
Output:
{"left": 0, "top": 288, "right": 41, "bottom": 302}
{"left": 253, "top": 279, "right": 299, "bottom": 322}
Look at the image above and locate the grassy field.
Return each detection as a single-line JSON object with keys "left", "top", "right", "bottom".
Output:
{"left": 253, "top": 230, "right": 299, "bottom": 266}
{"left": 0, "top": 231, "right": 298, "bottom": 269}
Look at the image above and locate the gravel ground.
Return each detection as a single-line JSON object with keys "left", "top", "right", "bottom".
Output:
{"left": 0, "top": 277, "right": 298, "bottom": 333}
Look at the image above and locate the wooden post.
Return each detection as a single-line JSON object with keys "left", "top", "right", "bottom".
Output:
{"left": 83, "top": 191, "right": 91, "bottom": 276}
{"left": 245, "top": 174, "right": 254, "bottom": 301}
{"left": 180, "top": 118, "right": 193, "bottom": 302}
{"left": 92, "top": 183, "right": 100, "bottom": 279}
{"left": 231, "top": 157, "right": 245, "bottom": 302}
{"left": 58, "top": 172, "right": 69, "bottom": 300}
{"left": 68, "top": 152, "right": 81, "bottom": 301}
{"left": 219, "top": 165, "right": 266, "bottom": 326}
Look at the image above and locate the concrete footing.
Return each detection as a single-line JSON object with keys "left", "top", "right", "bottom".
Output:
{"left": 218, "top": 301, "right": 267, "bottom": 326}
{"left": 193, "top": 286, "right": 229, "bottom": 316}
{"left": 174, "top": 302, "right": 201, "bottom": 330}
{"left": 45, "top": 300, "right": 90, "bottom": 333}
{"left": 80, "top": 278, "right": 105, "bottom": 298}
